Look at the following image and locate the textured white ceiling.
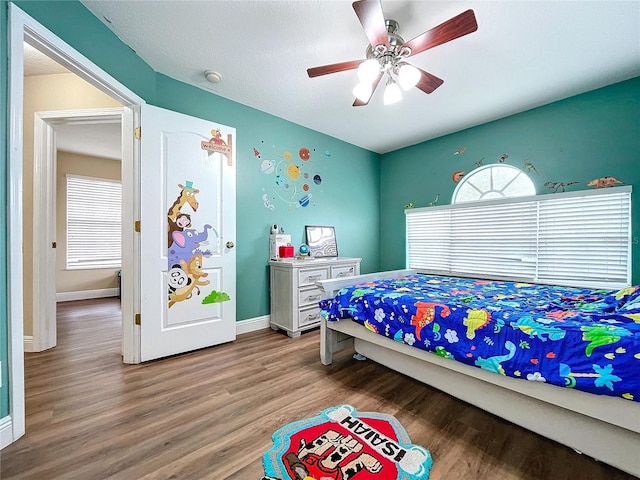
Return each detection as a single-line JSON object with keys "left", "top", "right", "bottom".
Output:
{"left": 56, "top": 123, "right": 122, "bottom": 161}
{"left": 24, "top": 42, "right": 69, "bottom": 76}
{"left": 78, "top": 1, "right": 640, "bottom": 154}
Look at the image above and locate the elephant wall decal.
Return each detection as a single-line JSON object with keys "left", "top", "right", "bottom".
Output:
{"left": 168, "top": 224, "right": 216, "bottom": 268}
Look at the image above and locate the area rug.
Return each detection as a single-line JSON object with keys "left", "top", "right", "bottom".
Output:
{"left": 262, "top": 404, "right": 432, "bottom": 480}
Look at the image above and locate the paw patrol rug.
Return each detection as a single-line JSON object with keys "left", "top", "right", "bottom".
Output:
{"left": 262, "top": 404, "right": 432, "bottom": 480}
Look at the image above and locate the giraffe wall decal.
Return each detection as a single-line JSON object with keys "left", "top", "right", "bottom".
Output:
{"left": 168, "top": 181, "right": 199, "bottom": 247}
{"left": 168, "top": 181, "right": 199, "bottom": 222}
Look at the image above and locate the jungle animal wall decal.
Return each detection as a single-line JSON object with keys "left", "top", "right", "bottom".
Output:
{"left": 166, "top": 181, "right": 226, "bottom": 308}
{"left": 588, "top": 176, "right": 624, "bottom": 188}
{"left": 168, "top": 224, "right": 215, "bottom": 267}
{"left": 201, "top": 129, "right": 234, "bottom": 166}
{"left": 404, "top": 143, "right": 628, "bottom": 225}
{"left": 447, "top": 145, "right": 625, "bottom": 193}
{"left": 168, "top": 254, "right": 210, "bottom": 308}
{"left": 168, "top": 182, "right": 199, "bottom": 246}
{"left": 544, "top": 181, "right": 579, "bottom": 193}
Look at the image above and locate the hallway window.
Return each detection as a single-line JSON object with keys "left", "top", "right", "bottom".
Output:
{"left": 66, "top": 175, "right": 122, "bottom": 269}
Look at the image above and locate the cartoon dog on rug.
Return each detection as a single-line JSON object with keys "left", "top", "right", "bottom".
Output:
{"left": 263, "top": 405, "right": 432, "bottom": 480}
{"left": 283, "top": 429, "right": 382, "bottom": 480}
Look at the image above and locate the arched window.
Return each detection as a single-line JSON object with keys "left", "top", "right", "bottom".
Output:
{"left": 452, "top": 164, "right": 535, "bottom": 204}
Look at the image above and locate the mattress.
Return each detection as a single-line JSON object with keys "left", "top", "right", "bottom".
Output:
{"left": 319, "top": 274, "right": 640, "bottom": 401}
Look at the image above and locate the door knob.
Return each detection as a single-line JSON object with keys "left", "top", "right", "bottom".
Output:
{"left": 226, "top": 241, "right": 235, "bottom": 249}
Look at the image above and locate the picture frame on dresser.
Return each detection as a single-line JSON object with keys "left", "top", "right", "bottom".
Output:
{"left": 305, "top": 225, "right": 338, "bottom": 257}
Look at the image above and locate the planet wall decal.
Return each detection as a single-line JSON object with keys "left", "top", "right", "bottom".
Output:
{"left": 257, "top": 142, "right": 324, "bottom": 210}
{"left": 260, "top": 159, "right": 275, "bottom": 175}
{"left": 299, "top": 147, "right": 310, "bottom": 160}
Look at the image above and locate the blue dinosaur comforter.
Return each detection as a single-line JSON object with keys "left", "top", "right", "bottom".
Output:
{"left": 319, "top": 274, "right": 640, "bottom": 402}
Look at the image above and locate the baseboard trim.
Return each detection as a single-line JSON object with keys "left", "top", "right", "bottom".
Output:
{"left": 0, "top": 416, "right": 13, "bottom": 449}
{"left": 56, "top": 288, "right": 119, "bottom": 303}
{"left": 25, "top": 314, "right": 270, "bottom": 351}
{"left": 23, "top": 336, "right": 35, "bottom": 353}
{"left": 236, "top": 315, "right": 270, "bottom": 335}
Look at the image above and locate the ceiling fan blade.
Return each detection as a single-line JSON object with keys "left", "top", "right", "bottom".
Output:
{"left": 401, "top": 9, "right": 478, "bottom": 57}
{"left": 307, "top": 60, "right": 363, "bottom": 78}
{"left": 352, "top": 0, "right": 389, "bottom": 50}
{"left": 413, "top": 66, "right": 444, "bottom": 94}
{"left": 353, "top": 72, "right": 383, "bottom": 106}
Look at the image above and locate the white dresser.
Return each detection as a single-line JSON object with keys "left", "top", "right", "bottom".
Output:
{"left": 269, "top": 257, "right": 361, "bottom": 338}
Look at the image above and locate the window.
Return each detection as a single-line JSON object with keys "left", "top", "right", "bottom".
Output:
{"left": 452, "top": 164, "right": 535, "bottom": 203}
{"left": 406, "top": 187, "right": 632, "bottom": 289}
{"left": 66, "top": 175, "right": 122, "bottom": 269}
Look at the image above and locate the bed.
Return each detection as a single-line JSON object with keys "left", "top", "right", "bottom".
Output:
{"left": 316, "top": 269, "right": 640, "bottom": 478}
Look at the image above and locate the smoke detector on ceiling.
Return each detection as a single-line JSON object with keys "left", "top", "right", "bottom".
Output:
{"left": 204, "top": 70, "right": 222, "bottom": 84}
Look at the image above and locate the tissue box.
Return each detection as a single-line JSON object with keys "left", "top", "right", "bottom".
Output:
{"left": 279, "top": 245, "right": 295, "bottom": 258}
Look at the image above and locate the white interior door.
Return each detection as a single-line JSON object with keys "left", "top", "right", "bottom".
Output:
{"left": 140, "top": 105, "right": 236, "bottom": 361}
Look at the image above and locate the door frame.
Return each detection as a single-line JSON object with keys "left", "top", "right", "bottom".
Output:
{"left": 7, "top": 4, "right": 144, "bottom": 446}
{"left": 32, "top": 108, "right": 125, "bottom": 353}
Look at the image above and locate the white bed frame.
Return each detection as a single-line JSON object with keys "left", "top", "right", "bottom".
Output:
{"left": 317, "top": 270, "right": 640, "bottom": 478}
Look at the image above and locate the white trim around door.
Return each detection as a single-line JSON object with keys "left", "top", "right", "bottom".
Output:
{"left": 7, "top": 4, "right": 144, "bottom": 448}
{"left": 31, "top": 107, "right": 124, "bottom": 353}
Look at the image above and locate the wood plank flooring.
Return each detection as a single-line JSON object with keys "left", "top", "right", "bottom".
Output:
{"left": 1, "top": 298, "right": 635, "bottom": 479}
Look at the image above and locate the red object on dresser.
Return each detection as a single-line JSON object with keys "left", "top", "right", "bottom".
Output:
{"left": 279, "top": 245, "right": 294, "bottom": 258}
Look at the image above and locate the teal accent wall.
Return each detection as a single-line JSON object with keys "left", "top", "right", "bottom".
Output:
{"left": 380, "top": 77, "right": 640, "bottom": 284}
{"left": 1, "top": 0, "right": 10, "bottom": 418}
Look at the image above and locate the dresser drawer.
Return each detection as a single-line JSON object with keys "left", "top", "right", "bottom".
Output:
{"left": 298, "top": 267, "right": 329, "bottom": 286}
{"left": 299, "top": 286, "right": 324, "bottom": 307}
{"left": 298, "top": 305, "right": 322, "bottom": 327}
{"left": 331, "top": 264, "right": 357, "bottom": 279}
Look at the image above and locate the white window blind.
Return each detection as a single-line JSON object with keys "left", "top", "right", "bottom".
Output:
{"left": 66, "top": 175, "right": 122, "bottom": 270}
{"left": 406, "top": 187, "right": 632, "bottom": 289}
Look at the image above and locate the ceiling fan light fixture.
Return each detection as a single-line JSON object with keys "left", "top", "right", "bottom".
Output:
{"left": 353, "top": 82, "right": 373, "bottom": 102}
{"left": 305, "top": 3, "right": 478, "bottom": 107}
{"left": 357, "top": 58, "right": 381, "bottom": 83}
{"left": 398, "top": 63, "right": 420, "bottom": 91}
{"left": 383, "top": 78, "right": 402, "bottom": 105}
